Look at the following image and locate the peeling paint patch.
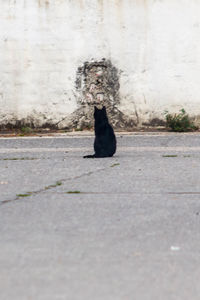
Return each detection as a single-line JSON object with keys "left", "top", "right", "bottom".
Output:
{"left": 76, "top": 58, "right": 120, "bottom": 108}
{"left": 70, "top": 59, "right": 136, "bottom": 130}
{"left": 57, "top": 105, "right": 137, "bottom": 131}
{"left": 38, "top": 0, "right": 50, "bottom": 8}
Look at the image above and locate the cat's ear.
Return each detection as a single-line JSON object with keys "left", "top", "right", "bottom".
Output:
{"left": 94, "top": 106, "right": 97, "bottom": 111}
{"left": 102, "top": 106, "right": 106, "bottom": 111}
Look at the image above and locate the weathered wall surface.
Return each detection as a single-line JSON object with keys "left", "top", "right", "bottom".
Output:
{"left": 1, "top": 0, "right": 200, "bottom": 129}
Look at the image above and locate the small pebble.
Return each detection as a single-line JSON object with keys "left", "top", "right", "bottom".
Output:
{"left": 171, "top": 246, "right": 180, "bottom": 251}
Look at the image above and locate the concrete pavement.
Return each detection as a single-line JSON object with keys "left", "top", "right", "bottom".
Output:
{"left": 0, "top": 133, "right": 200, "bottom": 300}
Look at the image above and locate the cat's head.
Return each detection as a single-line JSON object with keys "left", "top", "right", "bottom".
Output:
{"left": 94, "top": 106, "right": 107, "bottom": 121}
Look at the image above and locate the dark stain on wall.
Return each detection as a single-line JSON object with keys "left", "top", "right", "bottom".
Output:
{"left": 142, "top": 118, "right": 166, "bottom": 127}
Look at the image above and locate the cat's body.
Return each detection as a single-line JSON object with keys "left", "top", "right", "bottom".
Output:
{"left": 83, "top": 106, "right": 116, "bottom": 158}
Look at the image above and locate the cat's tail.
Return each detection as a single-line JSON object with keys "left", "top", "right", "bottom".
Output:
{"left": 83, "top": 154, "right": 96, "bottom": 158}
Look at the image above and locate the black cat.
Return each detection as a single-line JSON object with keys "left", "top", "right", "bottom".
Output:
{"left": 83, "top": 106, "right": 117, "bottom": 158}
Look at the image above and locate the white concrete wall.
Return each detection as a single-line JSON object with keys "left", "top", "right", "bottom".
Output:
{"left": 1, "top": 0, "right": 200, "bottom": 127}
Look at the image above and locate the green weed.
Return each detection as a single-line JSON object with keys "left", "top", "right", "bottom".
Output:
{"left": 164, "top": 109, "right": 198, "bottom": 132}
{"left": 3, "top": 157, "right": 37, "bottom": 161}
{"left": 45, "top": 181, "right": 62, "bottom": 190}
{"left": 110, "top": 163, "right": 120, "bottom": 167}
{"left": 162, "top": 155, "right": 178, "bottom": 158}
{"left": 21, "top": 127, "right": 33, "bottom": 134}
{"left": 67, "top": 191, "right": 81, "bottom": 194}
{"left": 16, "top": 193, "right": 32, "bottom": 198}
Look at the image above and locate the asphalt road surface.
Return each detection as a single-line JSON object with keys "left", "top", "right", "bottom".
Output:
{"left": 0, "top": 132, "right": 200, "bottom": 300}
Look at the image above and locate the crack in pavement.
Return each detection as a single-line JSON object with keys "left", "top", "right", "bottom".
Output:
{"left": 2, "top": 190, "right": 200, "bottom": 206}
{"left": 47, "top": 191, "right": 200, "bottom": 195}
{"left": 0, "top": 167, "right": 107, "bottom": 206}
